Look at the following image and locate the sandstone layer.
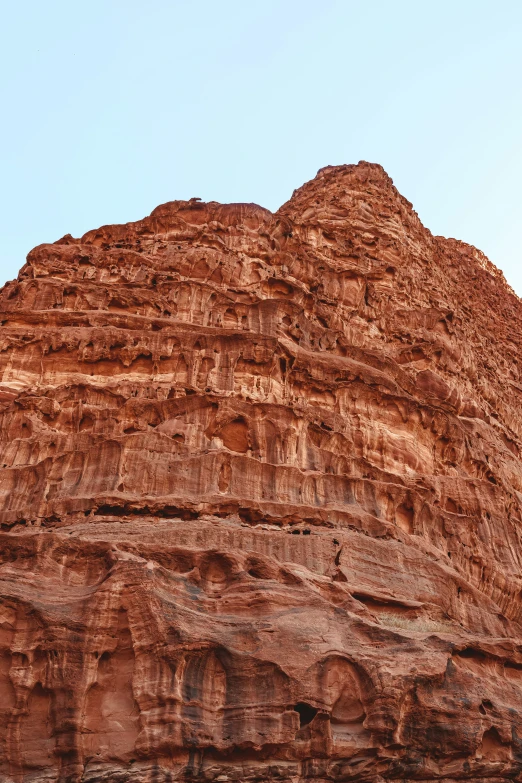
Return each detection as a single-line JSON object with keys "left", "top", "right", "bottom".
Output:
{"left": 0, "top": 162, "right": 522, "bottom": 783}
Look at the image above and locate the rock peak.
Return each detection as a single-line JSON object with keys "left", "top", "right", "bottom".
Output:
{"left": 277, "top": 159, "right": 415, "bottom": 224}
{"left": 316, "top": 159, "right": 392, "bottom": 180}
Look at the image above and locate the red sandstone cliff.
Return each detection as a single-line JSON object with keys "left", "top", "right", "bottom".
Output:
{"left": 0, "top": 162, "right": 522, "bottom": 782}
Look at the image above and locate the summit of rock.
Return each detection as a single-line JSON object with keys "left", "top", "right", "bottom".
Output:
{"left": 0, "top": 163, "right": 522, "bottom": 782}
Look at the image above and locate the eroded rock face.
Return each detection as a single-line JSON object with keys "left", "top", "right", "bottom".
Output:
{"left": 0, "top": 162, "right": 521, "bottom": 782}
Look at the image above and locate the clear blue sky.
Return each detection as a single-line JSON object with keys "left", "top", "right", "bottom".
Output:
{"left": 1, "top": 1, "right": 522, "bottom": 293}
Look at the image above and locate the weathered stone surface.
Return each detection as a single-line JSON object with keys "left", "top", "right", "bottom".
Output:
{"left": 0, "top": 162, "right": 522, "bottom": 782}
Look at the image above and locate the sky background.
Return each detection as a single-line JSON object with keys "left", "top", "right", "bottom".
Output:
{"left": 1, "top": 0, "right": 522, "bottom": 293}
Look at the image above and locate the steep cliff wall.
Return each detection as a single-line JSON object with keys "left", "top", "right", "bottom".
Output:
{"left": 0, "top": 162, "right": 522, "bottom": 782}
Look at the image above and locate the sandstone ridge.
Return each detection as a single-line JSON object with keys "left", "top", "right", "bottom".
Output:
{"left": 0, "top": 161, "right": 522, "bottom": 782}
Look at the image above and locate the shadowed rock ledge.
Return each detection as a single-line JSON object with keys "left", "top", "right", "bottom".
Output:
{"left": 0, "top": 161, "right": 522, "bottom": 782}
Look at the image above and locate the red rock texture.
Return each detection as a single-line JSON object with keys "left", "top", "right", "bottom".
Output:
{"left": 0, "top": 162, "right": 522, "bottom": 782}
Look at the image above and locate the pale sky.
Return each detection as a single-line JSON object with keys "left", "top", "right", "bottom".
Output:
{"left": 1, "top": 1, "right": 522, "bottom": 293}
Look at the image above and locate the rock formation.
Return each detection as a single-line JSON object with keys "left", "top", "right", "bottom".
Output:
{"left": 0, "top": 162, "right": 522, "bottom": 782}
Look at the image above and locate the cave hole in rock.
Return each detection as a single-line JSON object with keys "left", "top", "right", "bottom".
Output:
{"left": 479, "top": 726, "right": 511, "bottom": 761}
{"left": 246, "top": 558, "right": 274, "bottom": 580}
{"left": 223, "top": 308, "right": 238, "bottom": 328}
{"left": 218, "top": 417, "right": 249, "bottom": 453}
{"left": 280, "top": 569, "right": 302, "bottom": 586}
{"left": 294, "top": 702, "right": 318, "bottom": 727}
{"left": 200, "top": 553, "right": 236, "bottom": 594}
{"left": 458, "top": 647, "right": 486, "bottom": 661}
{"left": 79, "top": 415, "right": 94, "bottom": 431}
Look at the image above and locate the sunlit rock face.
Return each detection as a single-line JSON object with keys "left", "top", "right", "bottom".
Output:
{"left": 0, "top": 161, "right": 522, "bottom": 782}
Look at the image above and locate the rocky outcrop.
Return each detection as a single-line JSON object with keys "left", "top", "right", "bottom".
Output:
{"left": 0, "top": 162, "right": 522, "bottom": 782}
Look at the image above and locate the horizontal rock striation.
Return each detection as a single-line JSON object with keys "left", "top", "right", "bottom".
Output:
{"left": 0, "top": 162, "right": 522, "bottom": 782}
